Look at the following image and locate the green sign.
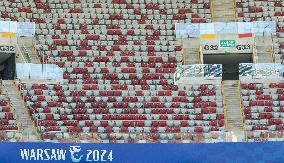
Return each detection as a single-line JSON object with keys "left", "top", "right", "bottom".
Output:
{"left": 219, "top": 40, "right": 236, "bottom": 48}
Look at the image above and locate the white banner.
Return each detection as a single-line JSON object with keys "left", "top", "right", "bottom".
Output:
{"left": 239, "top": 63, "right": 284, "bottom": 79}
{"left": 17, "top": 22, "right": 35, "bottom": 36}
{"left": 0, "top": 21, "right": 35, "bottom": 36}
{"left": 200, "top": 23, "right": 215, "bottom": 35}
{"left": 16, "top": 63, "right": 31, "bottom": 79}
{"left": 176, "top": 21, "right": 276, "bottom": 37}
{"left": 214, "top": 22, "right": 238, "bottom": 34}
{"left": 16, "top": 63, "right": 63, "bottom": 83}
{"left": 0, "top": 21, "right": 17, "bottom": 33}
{"left": 237, "top": 22, "right": 254, "bottom": 34}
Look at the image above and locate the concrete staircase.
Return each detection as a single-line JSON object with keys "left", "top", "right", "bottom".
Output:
{"left": 211, "top": 0, "right": 235, "bottom": 22}
{"left": 28, "top": 48, "right": 40, "bottom": 64}
{"left": 255, "top": 36, "right": 274, "bottom": 63}
{"left": 15, "top": 44, "right": 27, "bottom": 63}
{"left": 2, "top": 80, "right": 40, "bottom": 142}
{"left": 223, "top": 80, "right": 245, "bottom": 142}
{"left": 184, "top": 47, "right": 200, "bottom": 64}
{"left": 17, "top": 37, "right": 39, "bottom": 64}
{"left": 180, "top": 38, "right": 200, "bottom": 64}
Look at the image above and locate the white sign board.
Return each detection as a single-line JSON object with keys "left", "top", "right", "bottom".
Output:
{"left": 16, "top": 63, "right": 63, "bottom": 83}
{"left": 176, "top": 21, "right": 276, "bottom": 37}
{"left": 0, "top": 21, "right": 35, "bottom": 36}
{"left": 17, "top": 22, "right": 35, "bottom": 36}
{"left": 200, "top": 34, "right": 254, "bottom": 54}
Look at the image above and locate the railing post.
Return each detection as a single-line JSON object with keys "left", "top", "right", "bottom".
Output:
{"left": 182, "top": 48, "right": 186, "bottom": 65}
{"left": 210, "top": 0, "right": 214, "bottom": 22}
{"left": 233, "top": 0, "right": 237, "bottom": 21}
{"left": 199, "top": 46, "right": 204, "bottom": 64}
{"left": 238, "top": 80, "right": 247, "bottom": 142}
{"left": 272, "top": 45, "right": 274, "bottom": 61}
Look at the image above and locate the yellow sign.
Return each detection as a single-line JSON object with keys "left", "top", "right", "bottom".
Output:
{"left": 200, "top": 34, "right": 217, "bottom": 38}
{"left": 1, "top": 32, "right": 16, "bottom": 38}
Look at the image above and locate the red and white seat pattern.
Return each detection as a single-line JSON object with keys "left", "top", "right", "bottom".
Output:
{"left": 235, "top": 0, "right": 284, "bottom": 63}
{"left": 19, "top": 82, "right": 224, "bottom": 143}
{"left": 241, "top": 82, "right": 284, "bottom": 141}
{"left": 0, "top": 0, "right": 222, "bottom": 142}
{"left": 0, "top": 0, "right": 211, "bottom": 82}
{"left": 0, "top": 94, "right": 20, "bottom": 142}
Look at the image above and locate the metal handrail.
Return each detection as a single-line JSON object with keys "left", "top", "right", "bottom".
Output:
{"left": 182, "top": 48, "right": 186, "bottom": 65}
{"left": 233, "top": 0, "right": 237, "bottom": 21}
{"left": 253, "top": 42, "right": 258, "bottom": 63}
{"left": 17, "top": 38, "right": 32, "bottom": 63}
{"left": 16, "top": 44, "right": 28, "bottom": 63}
{"left": 199, "top": 46, "right": 203, "bottom": 64}
{"left": 32, "top": 44, "right": 41, "bottom": 64}
{"left": 221, "top": 81, "right": 228, "bottom": 131}
{"left": 210, "top": 0, "right": 214, "bottom": 22}
{"left": 271, "top": 43, "right": 275, "bottom": 63}
{"left": 14, "top": 80, "right": 42, "bottom": 141}
{"left": 238, "top": 80, "right": 247, "bottom": 142}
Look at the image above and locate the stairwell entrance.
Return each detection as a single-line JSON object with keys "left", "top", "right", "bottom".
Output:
{"left": 203, "top": 53, "right": 252, "bottom": 80}
{"left": 0, "top": 52, "right": 16, "bottom": 80}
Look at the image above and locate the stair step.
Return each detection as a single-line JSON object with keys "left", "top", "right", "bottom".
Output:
{"left": 222, "top": 79, "right": 245, "bottom": 140}
{"left": 212, "top": 0, "right": 237, "bottom": 23}
{"left": 3, "top": 80, "right": 41, "bottom": 142}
